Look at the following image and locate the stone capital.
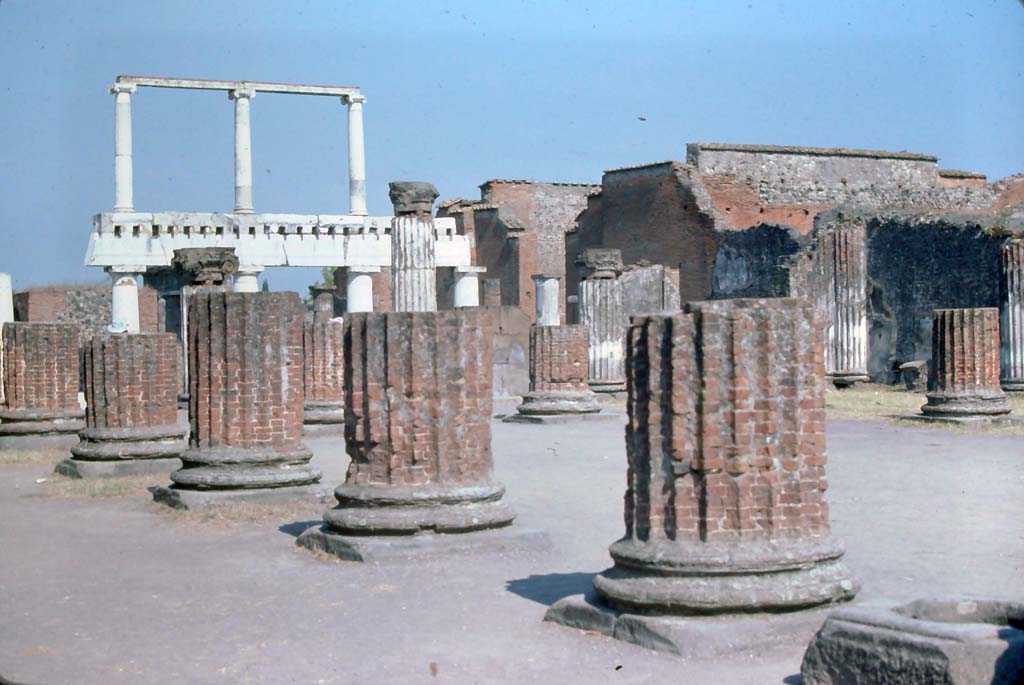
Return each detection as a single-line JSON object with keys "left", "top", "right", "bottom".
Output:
{"left": 105, "top": 266, "right": 147, "bottom": 277}
{"left": 110, "top": 83, "right": 137, "bottom": 95}
{"left": 229, "top": 87, "right": 256, "bottom": 101}
{"left": 342, "top": 93, "right": 366, "bottom": 106}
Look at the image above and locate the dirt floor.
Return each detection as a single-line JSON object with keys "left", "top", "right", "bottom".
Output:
{"left": 1, "top": 398, "right": 1022, "bottom": 684}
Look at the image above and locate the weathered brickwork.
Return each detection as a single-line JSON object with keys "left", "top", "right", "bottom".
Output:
{"left": 922, "top": 308, "right": 1010, "bottom": 417}
{"left": 82, "top": 334, "right": 179, "bottom": 430}
{"left": 2, "top": 323, "right": 80, "bottom": 413}
{"left": 528, "top": 325, "right": 590, "bottom": 393}
{"left": 302, "top": 319, "right": 345, "bottom": 433}
{"left": 592, "top": 299, "right": 858, "bottom": 614}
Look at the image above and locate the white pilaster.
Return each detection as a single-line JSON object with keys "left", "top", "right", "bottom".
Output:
{"left": 111, "top": 83, "right": 137, "bottom": 212}
{"left": 344, "top": 94, "right": 367, "bottom": 216}
{"left": 230, "top": 88, "right": 255, "bottom": 214}
{"left": 109, "top": 269, "right": 142, "bottom": 333}
{"left": 233, "top": 266, "right": 263, "bottom": 293}
{"left": 533, "top": 275, "right": 561, "bottom": 326}
{"left": 453, "top": 266, "right": 486, "bottom": 308}
{"left": 346, "top": 266, "right": 379, "bottom": 313}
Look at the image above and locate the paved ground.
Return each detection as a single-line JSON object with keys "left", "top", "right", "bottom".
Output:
{"left": 1, "top": 414, "right": 1022, "bottom": 684}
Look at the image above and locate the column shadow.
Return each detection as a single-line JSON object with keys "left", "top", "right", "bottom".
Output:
{"left": 505, "top": 572, "right": 597, "bottom": 606}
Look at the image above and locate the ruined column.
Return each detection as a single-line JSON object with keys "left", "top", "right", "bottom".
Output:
{"left": 298, "top": 309, "right": 516, "bottom": 561}
{"left": 921, "top": 308, "right": 1011, "bottom": 419}
{"left": 577, "top": 249, "right": 627, "bottom": 393}
{"left": 389, "top": 182, "right": 439, "bottom": 312}
{"left": 154, "top": 292, "right": 321, "bottom": 509}
{"left": 229, "top": 88, "right": 255, "bottom": 214}
{"left": 109, "top": 269, "right": 142, "bottom": 333}
{"left": 454, "top": 266, "right": 486, "bottom": 308}
{"left": 999, "top": 239, "right": 1024, "bottom": 391}
{"left": 309, "top": 285, "right": 336, "bottom": 324}
{"left": 58, "top": 334, "right": 185, "bottom": 478}
{"left": 302, "top": 318, "right": 344, "bottom": 435}
{"left": 0, "top": 323, "right": 84, "bottom": 450}
{"left": 0, "top": 273, "right": 13, "bottom": 406}
{"left": 534, "top": 274, "right": 561, "bottom": 326}
{"left": 561, "top": 299, "right": 858, "bottom": 622}
{"left": 346, "top": 267, "right": 378, "bottom": 313}
{"left": 822, "top": 223, "right": 869, "bottom": 387}
{"left": 111, "top": 83, "right": 136, "bottom": 212}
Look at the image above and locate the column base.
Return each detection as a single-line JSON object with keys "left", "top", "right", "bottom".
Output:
{"left": 588, "top": 379, "right": 627, "bottom": 394}
{"left": 0, "top": 409, "right": 85, "bottom": 450}
{"left": 322, "top": 482, "right": 516, "bottom": 535}
{"left": 70, "top": 424, "right": 186, "bottom": 461}
{"left": 303, "top": 401, "right": 344, "bottom": 436}
{"left": 594, "top": 536, "right": 860, "bottom": 615}
{"left": 1001, "top": 379, "right": 1024, "bottom": 392}
{"left": 153, "top": 482, "right": 330, "bottom": 510}
{"left": 515, "top": 390, "right": 601, "bottom": 416}
{"left": 922, "top": 391, "right": 1012, "bottom": 417}
{"left": 827, "top": 372, "right": 870, "bottom": 389}
{"left": 56, "top": 456, "right": 182, "bottom": 479}
{"left": 169, "top": 446, "right": 322, "bottom": 490}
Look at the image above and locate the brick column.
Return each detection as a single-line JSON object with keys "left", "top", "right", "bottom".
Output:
{"left": 155, "top": 292, "right": 321, "bottom": 509}
{"left": 922, "top": 308, "right": 1010, "bottom": 418}
{"left": 303, "top": 319, "right": 345, "bottom": 435}
{"left": 298, "top": 309, "right": 515, "bottom": 559}
{"left": 0, "top": 323, "right": 84, "bottom": 449}
{"left": 59, "top": 334, "right": 185, "bottom": 478}
{"left": 592, "top": 299, "right": 858, "bottom": 614}
{"left": 514, "top": 325, "right": 600, "bottom": 417}
{"left": 999, "top": 239, "right": 1024, "bottom": 391}
{"left": 578, "top": 276, "right": 627, "bottom": 393}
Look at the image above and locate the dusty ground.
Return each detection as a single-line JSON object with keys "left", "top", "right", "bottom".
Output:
{"left": 1, "top": 407, "right": 1022, "bottom": 684}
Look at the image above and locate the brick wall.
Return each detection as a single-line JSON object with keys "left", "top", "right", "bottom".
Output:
{"left": 82, "top": 333, "right": 179, "bottom": 429}
{"left": 2, "top": 322, "right": 80, "bottom": 413}
{"left": 528, "top": 324, "right": 589, "bottom": 393}
{"left": 13, "top": 284, "right": 159, "bottom": 337}
{"left": 303, "top": 320, "right": 344, "bottom": 403}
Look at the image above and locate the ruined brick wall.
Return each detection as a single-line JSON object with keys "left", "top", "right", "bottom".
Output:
{"left": 82, "top": 333, "right": 179, "bottom": 429}
{"left": 529, "top": 325, "right": 589, "bottom": 393}
{"left": 303, "top": 320, "right": 344, "bottom": 403}
{"left": 187, "top": 292, "right": 305, "bottom": 452}
{"left": 624, "top": 299, "right": 830, "bottom": 543}
{"left": 710, "top": 224, "right": 803, "bottom": 298}
{"left": 343, "top": 309, "right": 494, "bottom": 486}
{"left": 13, "top": 285, "right": 159, "bottom": 336}
{"left": 2, "top": 323, "right": 80, "bottom": 412}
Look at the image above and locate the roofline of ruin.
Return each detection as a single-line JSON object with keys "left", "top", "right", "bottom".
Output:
{"left": 687, "top": 142, "right": 939, "bottom": 163}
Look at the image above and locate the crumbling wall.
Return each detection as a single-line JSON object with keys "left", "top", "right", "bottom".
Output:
{"left": 710, "top": 223, "right": 803, "bottom": 299}
{"left": 13, "top": 284, "right": 159, "bottom": 337}
{"left": 618, "top": 264, "right": 680, "bottom": 315}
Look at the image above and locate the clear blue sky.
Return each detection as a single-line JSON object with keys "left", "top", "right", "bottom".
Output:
{"left": 1, "top": 0, "right": 1022, "bottom": 293}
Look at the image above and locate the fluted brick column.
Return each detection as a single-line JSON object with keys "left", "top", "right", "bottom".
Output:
{"left": 391, "top": 216, "right": 437, "bottom": 312}
{"left": 515, "top": 325, "right": 600, "bottom": 416}
{"left": 592, "top": 299, "right": 859, "bottom": 614}
{"left": 0, "top": 323, "right": 83, "bottom": 449}
{"left": 822, "top": 225, "right": 869, "bottom": 387}
{"left": 59, "top": 334, "right": 185, "bottom": 478}
{"left": 303, "top": 319, "right": 345, "bottom": 435}
{"left": 155, "top": 292, "right": 320, "bottom": 508}
{"left": 298, "top": 309, "right": 515, "bottom": 559}
{"left": 922, "top": 308, "right": 1010, "bottom": 418}
{"left": 578, "top": 276, "right": 627, "bottom": 393}
{"left": 1000, "top": 239, "right": 1024, "bottom": 391}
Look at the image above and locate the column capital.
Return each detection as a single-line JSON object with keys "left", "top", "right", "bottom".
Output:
{"left": 342, "top": 93, "right": 366, "bottom": 106}
{"left": 347, "top": 265, "right": 382, "bottom": 274}
{"left": 229, "top": 87, "right": 256, "bottom": 101}
{"left": 110, "top": 83, "right": 137, "bottom": 95}
{"left": 105, "top": 266, "right": 147, "bottom": 277}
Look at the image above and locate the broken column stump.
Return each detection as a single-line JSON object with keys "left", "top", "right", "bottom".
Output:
{"left": 544, "top": 299, "right": 859, "bottom": 656}
{"left": 0, "top": 323, "right": 84, "bottom": 450}
{"left": 298, "top": 309, "right": 541, "bottom": 562}
{"left": 920, "top": 308, "right": 1011, "bottom": 421}
{"left": 302, "top": 319, "right": 345, "bottom": 436}
{"left": 153, "top": 291, "right": 321, "bottom": 509}
{"left": 57, "top": 333, "right": 185, "bottom": 478}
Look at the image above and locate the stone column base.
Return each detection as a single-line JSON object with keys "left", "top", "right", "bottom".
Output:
{"left": 153, "top": 482, "right": 330, "bottom": 510}
{"left": 0, "top": 409, "right": 85, "bottom": 450}
{"left": 827, "top": 371, "right": 870, "bottom": 388}
{"left": 922, "top": 391, "right": 1012, "bottom": 417}
{"left": 515, "top": 390, "right": 601, "bottom": 416}
{"left": 56, "top": 456, "right": 182, "bottom": 479}
{"left": 303, "top": 401, "right": 344, "bottom": 436}
{"left": 321, "top": 482, "right": 515, "bottom": 535}
{"left": 167, "top": 446, "right": 322, "bottom": 490}
{"left": 593, "top": 537, "right": 860, "bottom": 615}
{"left": 588, "top": 379, "right": 627, "bottom": 394}
{"left": 1001, "top": 378, "right": 1024, "bottom": 392}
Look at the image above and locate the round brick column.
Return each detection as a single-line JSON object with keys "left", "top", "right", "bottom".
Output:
{"left": 318, "top": 309, "right": 513, "bottom": 536}
{"left": 60, "top": 333, "right": 186, "bottom": 477}
{"left": 0, "top": 323, "right": 84, "bottom": 449}
{"left": 593, "top": 299, "right": 859, "bottom": 614}
{"left": 923, "top": 308, "right": 1010, "bottom": 417}
{"left": 516, "top": 324, "right": 600, "bottom": 415}
{"left": 302, "top": 319, "right": 345, "bottom": 436}
{"left": 162, "top": 292, "right": 320, "bottom": 500}
{"left": 999, "top": 239, "right": 1024, "bottom": 391}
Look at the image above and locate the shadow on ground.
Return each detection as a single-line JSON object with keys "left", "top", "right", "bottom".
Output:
{"left": 279, "top": 520, "right": 321, "bottom": 538}
{"left": 505, "top": 572, "right": 596, "bottom": 606}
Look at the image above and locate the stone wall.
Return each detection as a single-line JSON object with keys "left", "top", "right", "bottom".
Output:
{"left": 82, "top": 333, "right": 179, "bottom": 429}
{"left": 710, "top": 223, "right": 803, "bottom": 299}
{"left": 2, "top": 323, "right": 80, "bottom": 412}
{"left": 13, "top": 284, "right": 159, "bottom": 337}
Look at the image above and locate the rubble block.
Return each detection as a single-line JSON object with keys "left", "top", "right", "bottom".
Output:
{"left": 153, "top": 292, "right": 321, "bottom": 509}
{"left": 545, "top": 299, "right": 859, "bottom": 654}
{"left": 920, "top": 308, "right": 1011, "bottom": 420}
{"left": 508, "top": 325, "right": 601, "bottom": 421}
{"left": 302, "top": 319, "right": 344, "bottom": 436}
{"left": 297, "top": 309, "right": 544, "bottom": 561}
{"left": 0, "top": 323, "right": 84, "bottom": 450}
{"left": 801, "top": 599, "right": 1024, "bottom": 685}
{"left": 899, "top": 360, "right": 928, "bottom": 392}
{"left": 57, "top": 333, "right": 185, "bottom": 478}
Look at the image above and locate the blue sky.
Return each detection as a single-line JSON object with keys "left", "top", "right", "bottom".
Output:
{"left": 1, "top": 0, "right": 1022, "bottom": 293}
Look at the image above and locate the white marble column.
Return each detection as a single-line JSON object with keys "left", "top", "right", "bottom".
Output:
{"left": 230, "top": 88, "right": 255, "bottom": 214}
{"left": 233, "top": 266, "right": 263, "bottom": 293}
{"left": 454, "top": 266, "right": 486, "bottom": 308}
{"left": 391, "top": 216, "right": 437, "bottom": 312}
{"left": 578, "top": 276, "right": 627, "bottom": 392}
{"left": 111, "top": 83, "right": 137, "bottom": 212}
{"left": 533, "top": 275, "right": 561, "bottom": 326}
{"left": 346, "top": 267, "right": 379, "bottom": 313}
{"left": 345, "top": 94, "right": 367, "bottom": 216}
{"left": 109, "top": 269, "right": 142, "bottom": 333}
{"left": 824, "top": 225, "right": 869, "bottom": 387}
{"left": 0, "top": 272, "right": 12, "bottom": 405}
{"left": 1000, "top": 238, "right": 1024, "bottom": 390}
